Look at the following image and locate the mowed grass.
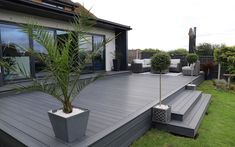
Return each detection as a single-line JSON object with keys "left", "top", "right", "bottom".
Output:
{"left": 131, "top": 80, "right": 235, "bottom": 147}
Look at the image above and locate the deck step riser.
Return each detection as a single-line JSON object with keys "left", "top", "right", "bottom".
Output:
{"left": 170, "top": 94, "right": 211, "bottom": 138}
{"left": 153, "top": 94, "right": 211, "bottom": 138}
{"left": 162, "top": 87, "right": 186, "bottom": 105}
{"left": 171, "top": 92, "right": 202, "bottom": 121}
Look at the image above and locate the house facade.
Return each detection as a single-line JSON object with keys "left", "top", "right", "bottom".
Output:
{"left": 0, "top": 0, "right": 131, "bottom": 85}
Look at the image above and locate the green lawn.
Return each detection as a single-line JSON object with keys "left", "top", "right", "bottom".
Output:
{"left": 131, "top": 80, "right": 235, "bottom": 147}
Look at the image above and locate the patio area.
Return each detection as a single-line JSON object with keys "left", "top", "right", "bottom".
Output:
{"left": 0, "top": 73, "right": 204, "bottom": 147}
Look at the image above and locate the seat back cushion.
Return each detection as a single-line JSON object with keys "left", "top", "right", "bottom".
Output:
{"left": 171, "top": 59, "right": 180, "bottom": 65}
{"left": 143, "top": 59, "right": 151, "bottom": 65}
{"left": 133, "top": 59, "right": 144, "bottom": 65}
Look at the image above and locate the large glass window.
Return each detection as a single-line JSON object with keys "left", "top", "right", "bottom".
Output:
{"left": 33, "top": 30, "right": 54, "bottom": 77}
{"left": 79, "top": 34, "right": 93, "bottom": 73}
{"left": 0, "top": 23, "right": 106, "bottom": 82}
{"left": 93, "top": 35, "right": 105, "bottom": 70}
{"left": 0, "top": 24, "right": 31, "bottom": 80}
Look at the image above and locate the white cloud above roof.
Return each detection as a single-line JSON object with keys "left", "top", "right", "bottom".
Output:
{"left": 72, "top": 0, "right": 235, "bottom": 51}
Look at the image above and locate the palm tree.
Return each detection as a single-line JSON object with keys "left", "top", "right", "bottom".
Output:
{"left": 0, "top": 11, "right": 111, "bottom": 114}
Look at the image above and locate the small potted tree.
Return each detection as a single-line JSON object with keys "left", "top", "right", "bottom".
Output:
{"left": 0, "top": 12, "right": 110, "bottom": 142}
{"left": 186, "top": 53, "right": 198, "bottom": 90}
{"left": 151, "top": 52, "right": 171, "bottom": 123}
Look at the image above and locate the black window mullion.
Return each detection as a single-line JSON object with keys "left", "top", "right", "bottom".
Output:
{"left": 92, "top": 35, "right": 95, "bottom": 72}
{"left": 29, "top": 30, "right": 36, "bottom": 78}
{"left": 0, "top": 27, "right": 4, "bottom": 86}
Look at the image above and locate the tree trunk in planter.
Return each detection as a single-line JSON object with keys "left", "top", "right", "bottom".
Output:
{"left": 63, "top": 101, "right": 73, "bottom": 113}
{"left": 113, "top": 59, "right": 121, "bottom": 71}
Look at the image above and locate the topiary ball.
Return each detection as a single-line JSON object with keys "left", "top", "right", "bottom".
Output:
{"left": 186, "top": 53, "right": 198, "bottom": 64}
{"left": 151, "top": 52, "right": 171, "bottom": 72}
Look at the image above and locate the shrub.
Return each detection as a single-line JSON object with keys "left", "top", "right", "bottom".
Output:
{"left": 141, "top": 48, "right": 161, "bottom": 53}
{"left": 186, "top": 53, "right": 198, "bottom": 65}
{"left": 196, "top": 43, "right": 220, "bottom": 56}
{"left": 213, "top": 79, "right": 227, "bottom": 90}
{"left": 168, "top": 48, "right": 188, "bottom": 57}
{"left": 201, "top": 62, "right": 215, "bottom": 80}
{"left": 141, "top": 48, "right": 162, "bottom": 59}
{"left": 215, "top": 46, "right": 235, "bottom": 74}
{"left": 230, "top": 84, "right": 235, "bottom": 91}
{"left": 151, "top": 52, "right": 171, "bottom": 72}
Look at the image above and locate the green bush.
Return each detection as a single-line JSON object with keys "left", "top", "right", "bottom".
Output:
{"left": 214, "top": 46, "right": 235, "bottom": 74}
{"left": 196, "top": 43, "right": 220, "bottom": 56}
{"left": 151, "top": 52, "right": 171, "bottom": 72}
{"left": 213, "top": 79, "right": 227, "bottom": 90}
{"left": 168, "top": 48, "right": 188, "bottom": 57}
{"left": 186, "top": 53, "right": 198, "bottom": 64}
{"left": 141, "top": 48, "right": 161, "bottom": 53}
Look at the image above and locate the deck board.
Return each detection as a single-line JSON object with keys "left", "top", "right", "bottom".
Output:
{"left": 0, "top": 73, "right": 198, "bottom": 146}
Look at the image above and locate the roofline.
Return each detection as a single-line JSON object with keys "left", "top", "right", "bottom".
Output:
{"left": 0, "top": 0, "right": 131, "bottom": 31}
{"left": 97, "top": 18, "right": 131, "bottom": 31}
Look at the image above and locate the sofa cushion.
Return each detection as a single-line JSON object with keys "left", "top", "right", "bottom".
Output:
{"left": 133, "top": 59, "right": 144, "bottom": 65}
{"left": 171, "top": 59, "right": 180, "bottom": 65}
{"left": 143, "top": 64, "right": 151, "bottom": 68}
{"left": 182, "top": 66, "right": 191, "bottom": 70}
{"left": 170, "top": 64, "right": 178, "bottom": 68}
{"left": 143, "top": 59, "right": 151, "bottom": 65}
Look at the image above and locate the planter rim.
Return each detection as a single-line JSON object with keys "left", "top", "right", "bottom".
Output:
{"left": 48, "top": 106, "right": 89, "bottom": 119}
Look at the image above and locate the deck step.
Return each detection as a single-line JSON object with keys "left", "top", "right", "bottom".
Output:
{"left": 166, "top": 90, "right": 202, "bottom": 121}
{"left": 167, "top": 94, "right": 211, "bottom": 138}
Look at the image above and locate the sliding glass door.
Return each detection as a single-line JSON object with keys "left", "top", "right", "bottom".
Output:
{"left": 33, "top": 30, "right": 55, "bottom": 77}
{"left": 0, "top": 22, "right": 106, "bottom": 83}
{"left": 79, "top": 34, "right": 105, "bottom": 72}
{"left": 93, "top": 35, "right": 105, "bottom": 71}
{"left": 0, "top": 24, "right": 31, "bottom": 80}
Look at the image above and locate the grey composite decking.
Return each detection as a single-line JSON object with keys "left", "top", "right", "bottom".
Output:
{"left": 0, "top": 73, "right": 201, "bottom": 147}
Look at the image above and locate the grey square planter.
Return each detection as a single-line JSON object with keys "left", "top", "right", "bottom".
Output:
{"left": 186, "top": 84, "right": 196, "bottom": 90}
{"left": 152, "top": 105, "right": 171, "bottom": 124}
{"left": 48, "top": 107, "right": 89, "bottom": 142}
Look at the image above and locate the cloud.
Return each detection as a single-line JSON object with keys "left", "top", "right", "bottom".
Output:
{"left": 73, "top": 0, "right": 235, "bottom": 50}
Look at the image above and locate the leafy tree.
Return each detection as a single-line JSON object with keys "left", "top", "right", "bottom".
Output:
{"left": 168, "top": 48, "right": 188, "bottom": 57}
{"left": 214, "top": 47, "right": 224, "bottom": 80}
{"left": 151, "top": 52, "right": 170, "bottom": 105}
{"left": 215, "top": 46, "right": 235, "bottom": 74}
{"left": 186, "top": 53, "right": 198, "bottom": 65}
{"left": 196, "top": 43, "right": 220, "bottom": 56}
{"left": 141, "top": 48, "right": 162, "bottom": 59}
{"left": 141, "top": 48, "right": 161, "bottom": 53}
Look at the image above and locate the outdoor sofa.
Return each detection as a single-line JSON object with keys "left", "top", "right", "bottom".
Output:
{"left": 182, "top": 60, "right": 200, "bottom": 76}
{"left": 131, "top": 59, "right": 151, "bottom": 73}
{"left": 169, "top": 59, "right": 182, "bottom": 72}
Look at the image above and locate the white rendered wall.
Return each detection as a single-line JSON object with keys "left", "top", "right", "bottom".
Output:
{"left": 0, "top": 9, "right": 115, "bottom": 71}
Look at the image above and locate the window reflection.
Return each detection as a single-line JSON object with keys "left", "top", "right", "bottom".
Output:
{"left": 93, "top": 35, "right": 105, "bottom": 70}
{"left": 33, "top": 30, "right": 54, "bottom": 77}
{"left": 79, "top": 34, "right": 93, "bottom": 73}
{"left": 0, "top": 23, "right": 106, "bottom": 81}
{"left": 0, "top": 24, "right": 31, "bottom": 80}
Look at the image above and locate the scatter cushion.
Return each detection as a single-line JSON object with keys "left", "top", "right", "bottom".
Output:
{"left": 171, "top": 59, "right": 180, "bottom": 65}
{"left": 143, "top": 59, "right": 151, "bottom": 65}
{"left": 143, "top": 64, "right": 151, "bottom": 68}
{"left": 133, "top": 59, "right": 144, "bottom": 65}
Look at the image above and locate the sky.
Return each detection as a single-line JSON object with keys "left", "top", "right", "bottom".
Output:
{"left": 72, "top": 0, "right": 235, "bottom": 51}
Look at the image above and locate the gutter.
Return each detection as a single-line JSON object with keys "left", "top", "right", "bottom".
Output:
{"left": 0, "top": 0, "right": 131, "bottom": 31}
